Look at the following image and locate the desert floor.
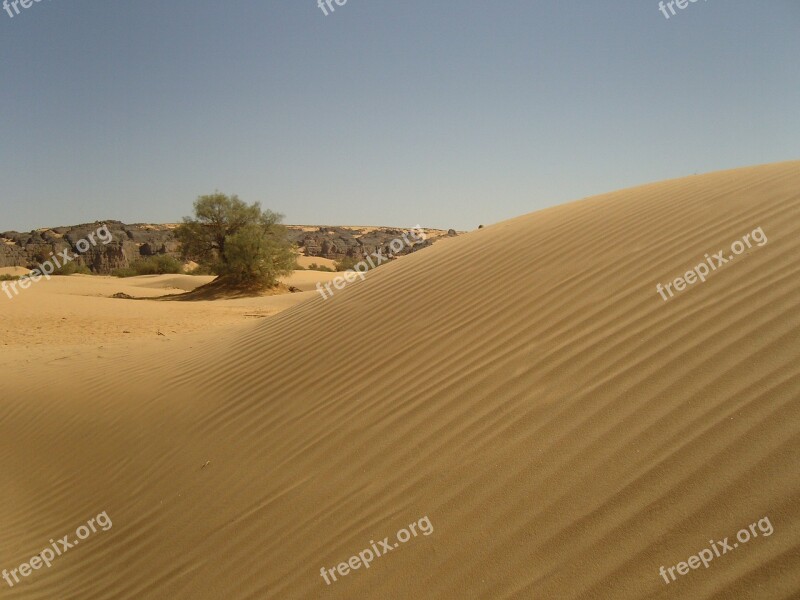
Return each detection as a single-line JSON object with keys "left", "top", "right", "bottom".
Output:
{"left": 0, "top": 268, "right": 342, "bottom": 369}
{"left": 1, "top": 161, "right": 799, "bottom": 599}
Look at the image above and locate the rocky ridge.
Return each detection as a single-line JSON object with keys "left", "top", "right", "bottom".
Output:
{"left": 0, "top": 221, "right": 459, "bottom": 274}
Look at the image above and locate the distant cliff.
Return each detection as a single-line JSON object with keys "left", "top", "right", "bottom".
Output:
{"left": 0, "top": 221, "right": 458, "bottom": 274}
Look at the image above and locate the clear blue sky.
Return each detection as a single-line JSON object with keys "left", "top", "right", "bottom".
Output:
{"left": 1, "top": 0, "right": 798, "bottom": 232}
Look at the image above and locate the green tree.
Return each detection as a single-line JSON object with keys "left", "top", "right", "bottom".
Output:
{"left": 175, "top": 193, "right": 296, "bottom": 288}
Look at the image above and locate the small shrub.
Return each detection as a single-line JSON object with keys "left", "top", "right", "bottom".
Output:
{"left": 144, "top": 254, "right": 184, "bottom": 274}
{"left": 53, "top": 262, "right": 93, "bottom": 276}
{"left": 335, "top": 256, "right": 364, "bottom": 272}
{"left": 307, "top": 262, "right": 334, "bottom": 272}
{"left": 112, "top": 255, "right": 184, "bottom": 277}
{"left": 111, "top": 266, "right": 137, "bottom": 278}
{"left": 0, "top": 274, "right": 19, "bottom": 281}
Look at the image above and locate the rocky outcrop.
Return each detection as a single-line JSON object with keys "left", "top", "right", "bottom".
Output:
{"left": 0, "top": 221, "right": 177, "bottom": 274}
{"left": 287, "top": 226, "right": 442, "bottom": 261}
{"left": 0, "top": 222, "right": 458, "bottom": 274}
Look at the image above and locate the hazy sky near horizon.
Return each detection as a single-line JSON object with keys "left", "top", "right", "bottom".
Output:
{"left": 1, "top": 1, "right": 798, "bottom": 232}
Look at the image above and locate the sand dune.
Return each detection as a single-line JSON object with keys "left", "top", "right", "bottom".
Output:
{"left": 2, "top": 161, "right": 799, "bottom": 599}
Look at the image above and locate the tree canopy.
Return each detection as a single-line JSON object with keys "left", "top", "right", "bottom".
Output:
{"left": 175, "top": 193, "right": 296, "bottom": 288}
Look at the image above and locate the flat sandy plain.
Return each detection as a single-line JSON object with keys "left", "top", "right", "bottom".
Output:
{"left": 1, "top": 161, "right": 799, "bottom": 599}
